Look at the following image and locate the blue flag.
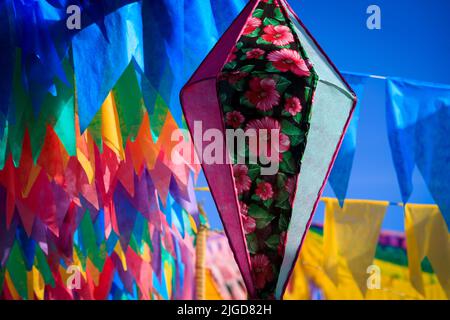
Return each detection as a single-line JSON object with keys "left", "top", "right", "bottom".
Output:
{"left": 328, "top": 73, "right": 366, "bottom": 206}
{"left": 386, "top": 78, "right": 450, "bottom": 230}
{"left": 73, "top": 1, "right": 143, "bottom": 132}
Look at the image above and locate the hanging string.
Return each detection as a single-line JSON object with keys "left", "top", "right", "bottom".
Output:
{"left": 195, "top": 187, "right": 412, "bottom": 208}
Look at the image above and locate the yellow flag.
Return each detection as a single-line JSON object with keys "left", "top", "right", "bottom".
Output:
{"left": 101, "top": 92, "right": 125, "bottom": 159}
{"left": 283, "top": 263, "right": 310, "bottom": 300}
{"left": 4, "top": 271, "right": 20, "bottom": 300}
{"left": 32, "top": 266, "right": 45, "bottom": 300}
{"left": 164, "top": 261, "right": 173, "bottom": 298}
{"left": 205, "top": 270, "right": 223, "bottom": 300}
{"left": 75, "top": 113, "right": 96, "bottom": 184}
{"left": 405, "top": 204, "right": 450, "bottom": 298}
{"left": 323, "top": 198, "right": 388, "bottom": 295}
{"left": 297, "top": 225, "right": 448, "bottom": 300}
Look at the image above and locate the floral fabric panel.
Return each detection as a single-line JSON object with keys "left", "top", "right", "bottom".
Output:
{"left": 217, "top": 0, "right": 318, "bottom": 298}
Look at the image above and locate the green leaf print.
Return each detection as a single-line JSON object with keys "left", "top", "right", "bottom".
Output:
{"left": 246, "top": 233, "right": 259, "bottom": 254}
{"left": 279, "top": 151, "right": 297, "bottom": 174}
{"left": 265, "top": 234, "right": 280, "bottom": 250}
{"left": 253, "top": 8, "right": 264, "bottom": 18}
{"left": 245, "top": 27, "right": 261, "bottom": 38}
{"left": 263, "top": 17, "right": 280, "bottom": 26}
{"left": 248, "top": 204, "right": 275, "bottom": 229}
{"left": 256, "top": 37, "right": 272, "bottom": 45}
{"left": 240, "top": 65, "right": 255, "bottom": 73}
{"left": 276, "top": 76, "right": 292, "bottom": 94}
{"left": 247, "top": 164, "right": 260, "bottom": 180}
{"left": 274, "top": 7, "right": 285, "bottom": 21}
{"left": 281, "top": 119, "right": 302, "bottom": 136}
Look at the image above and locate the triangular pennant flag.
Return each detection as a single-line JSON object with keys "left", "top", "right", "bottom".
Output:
{"left": 181, "top": 0, "right": 356, "bottom": 299}
{"left": 0, "top": 191, "right": 19, "bottom": 268}
{"left": 0, "top": 3, "right": 14, "bottom": 126}
{"left": 0, "top": 157, "right": 18, "bottom": 228}
{"left": 386, "top": 78, "right": 450, "bottom": 229}
{"left": 116, "top": 146, "right": 135, "bottom": 198}
{"left": 24, "top": 171, "right": 59, "bottom": 236}
{"left": 113, "top": 63, "right": 145, "bottom": 144}
{"left": 73, "top": 2, "right": 143, "bottom": 131}
{"left": 209, "top": 0, "right": 246, "bottom": 35}
{"left": 169, "top": 174, "right": 199, "bottom": 226}
{"left": 328, "top": 73, "right": 367, "bottom": 206}
{"left": 5, "top": 242, "right": 28, "bottom": 299}
{"left": 37, "top": 125, "right": 66, "bottom": 184}
{"left": 101, "top": 93, "right": 125, "bottom": 160}
{"left": 113, "top": 183, "right": 138, "bottom": 250}
{"left": 53, "top": 96, "right": 76, "bottom": 157}
{"left": 322, "top": 198, "right": 388, "bottom": 295}
{"left": 131, "top": 112, "right": 158, "bottom": 173}
{"left": 404, "top": 204, "right": 450, "bottom": 298}
{"left": 15, "top": 201, "right": 35, "bottom": 238}
{"left": 148, "top": 155, "right": 172, "bottom": 207}
{"left": 93, "top": 256, "right": 115, "bottom": 300}
{"left": 11, "top": 0, "right": 68, "bottom": 115}
{"left": 151, "top": 229, "right": 162, "bottom": 280}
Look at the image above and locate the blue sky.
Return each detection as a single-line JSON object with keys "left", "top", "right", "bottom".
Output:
{"left": 195, "top": 0, "right": 450, "bottom": 231}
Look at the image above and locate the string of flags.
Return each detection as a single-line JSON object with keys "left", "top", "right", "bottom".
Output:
{"left": 329, "top": 73, "right": 450, "bottom": 231}
{"left": 0, "top": 0, "right": 232, "bottom": 300}
{"left": 204, "top": 198, "right": 450, "bottom": 300}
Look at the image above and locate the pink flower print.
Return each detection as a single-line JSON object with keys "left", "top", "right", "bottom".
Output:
{"left": 240, "top": 201, "right": 249, "bottom": 216}
{"left": 245, "top": 117, "right": 290, "bottom": 160}
{"left": 242, "top": 214, "right": 256, "bottom": 234}
{"left": 245, "top": 77, "right": 280, "bottom": 111}
{"left": 233, "top": 164, "right": 251, "bottom": 194}
{"left": 246, "top": 48, "right": 265, "bottom": 59}
{"left": 243, "top": 17, "right": 262, "bottom": 35}
{"left": 255, "top": 181, "right": 274, "bottom": 200}
{"left": 262, "top": 25, "right": 294, "bottom": 46}
{"left": 284, "top": 96, "right": 302, "bottom": 116}
{"left": 267, "top": 49, "right": 310, "bottom": 76}
{"left": 225, "top": 111, "right": 245, "bottom": 129}
{"left": 251, "top": 254, "right": 274, "bottom": 289}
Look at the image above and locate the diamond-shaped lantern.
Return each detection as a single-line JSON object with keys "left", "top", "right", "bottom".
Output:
{"left": 181, "top": 0, "right": 356, "bottom": 299}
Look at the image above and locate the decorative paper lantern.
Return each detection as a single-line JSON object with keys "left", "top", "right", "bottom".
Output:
{"left": 181, "top": 0, "right": 356, "bottom": 299}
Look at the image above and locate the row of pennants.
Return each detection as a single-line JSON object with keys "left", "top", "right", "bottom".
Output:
{"left": 0, "top": 103, "right": 203, "bottom": 299}
{"left": 329, "top": 73, "right": 450, "bottom": 231}
{"left": 0, "top": 0, "right": 215, "bottom": 300}
{"left": 0, "top": 53, "right": 204, "bottom": 298}
{"left": 203, "top": 198, "right": 450, "bottom": 300}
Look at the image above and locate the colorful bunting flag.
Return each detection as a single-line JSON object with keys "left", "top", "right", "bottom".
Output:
{"left": 386, "top": 78, "right": 450, "bottom": 230}
{"left": 0, "top": 0, "right": 205, "bottom": 298}
{"left": 405, "top": 204, "right": 450, "bottom": 298}
{"left": 322, "top": 198, "right": 388, "bottom": 294}
{"left": 328, "top": 73, "right": 366, "bottom": 206}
